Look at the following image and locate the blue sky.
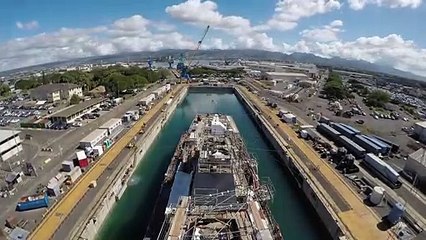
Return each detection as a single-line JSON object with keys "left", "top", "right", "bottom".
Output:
{"left": 1, "top": 0, "right": 425, "bottom": 76}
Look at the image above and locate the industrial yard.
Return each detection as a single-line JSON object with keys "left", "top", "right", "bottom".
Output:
{"left": 0, "top": 57, "right": 424, "bottom": 240}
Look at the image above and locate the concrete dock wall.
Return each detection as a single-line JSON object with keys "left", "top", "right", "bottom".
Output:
{"left": 72, "top": 87, "right": 188, "bottom": 240}
{"left": 234, "top": 87, "right": 344, "bottom": 239}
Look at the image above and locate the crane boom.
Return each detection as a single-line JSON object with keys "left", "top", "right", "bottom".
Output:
{"left": 187, "top": 25, "right": 210, "bottom": 67}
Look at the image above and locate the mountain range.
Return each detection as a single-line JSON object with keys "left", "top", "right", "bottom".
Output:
{"left": 1, "top": 49, "right": 425, "bottom": 82}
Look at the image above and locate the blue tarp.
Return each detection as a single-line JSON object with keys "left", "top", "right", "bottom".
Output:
{"left": 167, "top": 170, "right": 192, "bottom": 207}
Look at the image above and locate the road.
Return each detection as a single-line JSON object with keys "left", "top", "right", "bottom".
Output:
{"left": 29, "top": 85, "right": 184, "bottom": 240}
{"left": 238, "top": 86, "right": 394, "bottom": 240}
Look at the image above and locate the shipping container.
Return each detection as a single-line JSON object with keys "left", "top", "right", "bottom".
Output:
{"left": 319, "top": 116, "right": 330, "bottom": 124}
{"left": 79, "top": 129, "right": 108, "bottom": 149}
{"left": 332, "top": 123, "right": 357, "bottom": 139}
{"left": 340, "top": 123, "right": 361, "bottom": 135}
{"left": 78, "top": 158, "right": 89, "bottom": 168}
{"left": 317, "top": 123, "right": 341, "bottom": 140}
{"left": 75, "top": 150, "right": 87, "bottom": 161}
{"left": 363, "top": 153, "right": 401, "bottom": 188}
{"left": 47, "top": 178, "right": 61, "bottom": 197}
{"left": 93, "top": 145, "right": 104, "bottom": 157}
{"left": 338, "top": 135, "right": 366, "bottom": 159}
{"left": 61, "top": 160, "right": 74, "bottom": 172}
{"left": 353, "top": 135, "right": 382, "bottom": 155}
{"left": 99, "top": 118, "right": 122, "bottom": 135}
{"left": 16, "top": 193, "right": 48, "bottom": 211}
{"left": 371, "top": 135, "right": 399, "bottom": 153}
{"left": 166, "top": 99, "right": 172, "bottom": 105}
{"left": 282, "top": 113, "right": 297, "bottom": 124}
{"left": 67, "top": 166, "right": 82, "bottom": 183}
{"left": 363, "top": 135, "right": 391, "bottom": 155}
{"left": 278, "top": 109, "right": 290, "bottom": 117}
{"left": 139, "top": 94, "right": 155, "bottom": 106}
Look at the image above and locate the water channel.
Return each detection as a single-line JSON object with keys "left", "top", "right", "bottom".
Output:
{"left": 97, "top": 91, "right": 331, "bottom": 240}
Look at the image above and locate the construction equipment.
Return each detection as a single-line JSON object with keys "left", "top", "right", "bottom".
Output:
{"left": 177, "top": 25, "right": 210, "bottom": 81}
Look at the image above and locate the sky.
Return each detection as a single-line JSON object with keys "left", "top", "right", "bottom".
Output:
{"left": 1, "top": 0, "right": 425, "bottom": 76}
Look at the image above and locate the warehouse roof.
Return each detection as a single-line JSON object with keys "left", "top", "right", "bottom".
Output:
{"left": 0, "top": 129, "right": 20, "bottom": 144}
{"left": 415, "top": 121, "right": 426, "bottom": 128}
{"left": 409, "top": 148, "right": 426, "bottom": 166}
{"left": 265, "top": 72, "right": 308, "bottom": 78}
{"left": 31, "top": 83, "right": 80, "bottom": 99}
{"left": 51, "top": 98, "right": 104, "bottom": 118}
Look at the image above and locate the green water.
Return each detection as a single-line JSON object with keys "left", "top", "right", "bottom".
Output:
{"left": 97, "top": 93, "right": 330, "bottom": 240}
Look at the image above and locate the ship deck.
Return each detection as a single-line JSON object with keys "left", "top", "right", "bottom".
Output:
{"left": 161, "top": 114, "right": 281, "bottom": 239}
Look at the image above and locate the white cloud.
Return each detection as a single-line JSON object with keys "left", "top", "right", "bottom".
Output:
{"left": 300, "top": 20, "right": 343, "bottom": 42}
{"left": 16, "top": 20, "right": 39, "bottom": 30}
{"left": 0, "top": 15, "right": 195, "bottom": 71}
{"left": 282, "top": 34, "right": 426, "bottom": 76}
{"left": 204, "top": 38, "right": 234, "bottom": 49}
{"left": 165, "top": 0, "right": 278, "bottom": 50}
{"left": 348, "top": 0, "right": 422, "bottom": 10}
{"left": 258, "top": 0, "right": 342, "bottom": 31}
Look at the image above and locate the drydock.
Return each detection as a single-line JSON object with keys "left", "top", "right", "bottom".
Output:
{"left": 149, "top": 114, "right": 282, "bottom": 239}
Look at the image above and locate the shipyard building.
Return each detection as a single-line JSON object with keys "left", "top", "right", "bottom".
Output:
{"left": 414, "top": 121, "right": 426, "bottom": 143}
{"left": 49, "top": 98, "right": 104, "bottom": 124}
{"left": 0, "top": 130, "right": 22, "bottom": 162}
{"left": 404, "top": 148, "right": 426, "bottom": 192}
{"left": 30, "top": 83, "right": 83, "bottom": 102}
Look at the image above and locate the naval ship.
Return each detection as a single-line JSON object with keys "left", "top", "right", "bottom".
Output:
{"left": 145, "top": 114, "right": 282, "bottom": 239}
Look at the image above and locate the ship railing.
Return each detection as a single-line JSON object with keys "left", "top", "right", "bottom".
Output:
{"left": 258, "top": 177, "right": 275, "bottom": 202}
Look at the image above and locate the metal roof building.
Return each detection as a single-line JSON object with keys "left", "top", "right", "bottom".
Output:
{"left": 0, "top": 129, "right": 22, "bottom": 162}
{"left": 49, "top": 98, "right": 104, "bottom": 124}
{"left": 404, "top": 148, "right": 426, "bottom": 192}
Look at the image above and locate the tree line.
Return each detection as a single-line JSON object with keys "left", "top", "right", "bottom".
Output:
{"left": 15, "top": 65, "right": 170, "bottom": 96}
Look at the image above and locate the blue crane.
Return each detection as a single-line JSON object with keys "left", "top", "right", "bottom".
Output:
{"left": 147, "top": 56, "right": 153, "bottom": 70}
{"left": 167, "top": 55, "right": 174, "bottom": 69}
{"left": 177, "top": 25, "right": 210, "bottom": 80}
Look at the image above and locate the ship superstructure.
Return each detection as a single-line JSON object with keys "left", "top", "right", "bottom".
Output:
{"left": 157, "top": 114, "right": 282, "bottom": 239}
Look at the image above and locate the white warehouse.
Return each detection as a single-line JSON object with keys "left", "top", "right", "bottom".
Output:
{"left": 139, "top": 94, "right": 155, "bottom": 106}
{"left": 404, "top": 148, "right": 426, "bottom": 192}
{"left": 80, "top": 129, "right": 108, "bottom": 149}
{"left": 99, "top": 118, "right": 122, "bottom": 135}
{"left": 414, "top": 121, "right": 426, "bottom": 143}
{"left": 0, "top": 130, "right": 23, "bottom": 162}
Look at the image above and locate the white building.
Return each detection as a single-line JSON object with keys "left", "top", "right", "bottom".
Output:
{"left": 31, "top": 83, "right": 83, "bottom": 102}
{"left": 211, "top": 114, "right": 227, "bottom": 135}
{"left": 79, "top": 129, "right": 108, "bottom": 149}
{"left": 404, "top": 148, "right": 426, "bottom": 192}
{"left": 262, "top": 72, "right": 309, "bottom": 82}
{"left": 0, "top": 130, "right": 23, "bottom": 162}
{"left": 99, "top": 118, "right": 122, "bottom": 135}
{"left": 414, "top": 121, "right": 426, "bottom": 143}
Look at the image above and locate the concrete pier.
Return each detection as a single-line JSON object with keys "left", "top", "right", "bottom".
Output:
{"left": 70, "top": 86, "right": 188, "bottom": 240}
{"left": 234, "top": 86, "right": 394, "bottom": 240}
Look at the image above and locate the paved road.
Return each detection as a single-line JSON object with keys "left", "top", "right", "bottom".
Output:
{"left": 29, "top": 86, "right": 183, "bottom": 240}
{"left": 239, "top": 86, "right": 393, "bottom": 240}
{"left": 0, "top": 84, "right": 161, "bottom": 228}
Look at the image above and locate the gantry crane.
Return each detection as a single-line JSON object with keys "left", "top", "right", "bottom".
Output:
{"left": 177, "top": 25, "right": 210, "bottom": 81}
